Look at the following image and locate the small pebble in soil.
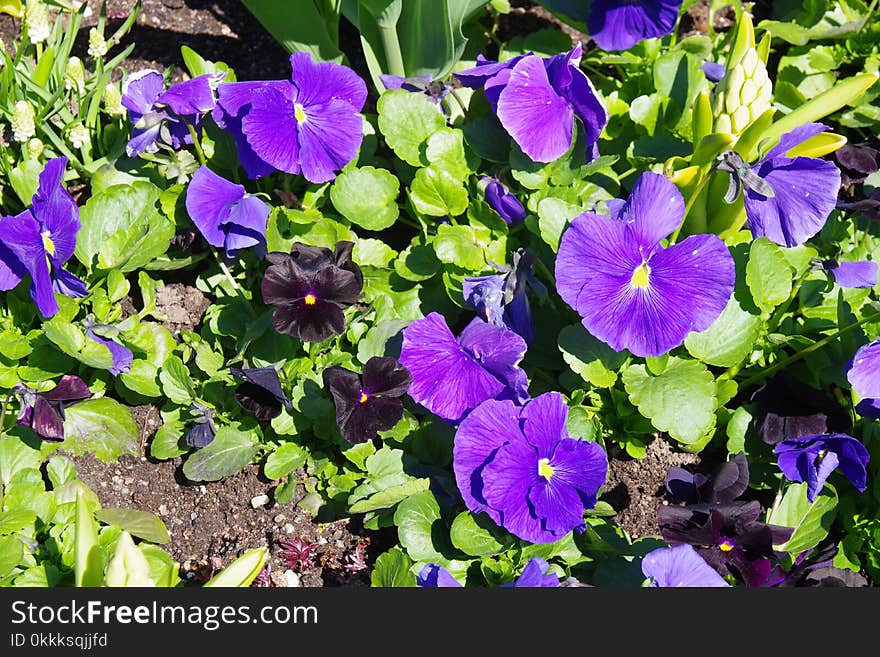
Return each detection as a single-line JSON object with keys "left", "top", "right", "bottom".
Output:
{"left": 250, "top": 494, "right": 270, "bottom": 509}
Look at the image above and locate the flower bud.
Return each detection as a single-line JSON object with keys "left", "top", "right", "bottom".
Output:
{"left": 25, "top": 1, "right": 51, "bottom": 44}
{"left": 68, "top": 123, "right": 89, "bottom": 150}
{"left": 102, "top": 83, "right": 126, "bottom": 117}
{"left": 711, "top": 47, "right": 772, "bottom": 136}
{"left": 64, "top": 56, "right": 86, "bottom": 94}
{"left": 87, "top": 27, "right": 108, "bottom": 58}
{"left": 11, "top": 100, "right": 36, "bottom": 143}
{"left": 26, "top": 137, "right": 44, "bottom": 159}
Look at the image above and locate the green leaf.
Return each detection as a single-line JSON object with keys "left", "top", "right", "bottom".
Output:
{"left": 377, "top": 89, "right": 446, "bottom": 166}
{"left": 410, "top": 166, "right": 469, "bottom": 217}
{"left": 393, "top": 490, "right": 445, "bottom": 563}
{"left": 204, "top": 547, "right": 269, "bottom": 587}
{"left": 349, "top": 478, "right": 430, "bottom": 514}
{"left": 371, "top": 546, "right": 417, "bottom": 587}
{"left": 450, "top": 511, "right": 507, "bottom": 557}
{"left": 768, "top": 482, "right": 838, "bottom": 556}
{"left": 182, "top": 427, "right": 259, "bottom": 482}
{"left": 74, "top": 490, "right": 104, "bottom": 587}
{"left": 0, "top": 536, "right": 23, "bottom": 579}
{"left": 330, "top": 166, "right": 400, "bottom": 230}
{"left": 746, "top": 238, "right": 793, "bottom": 313}
{"left": 395, "top": 240, "right": 440, "bottom": 281}
{"left": 0, "top": 437, "right": 42, "bottom": 487}
{"left": 622, "top": 358, "right": 717, "bottom": 447}
{"left": 0, "top": 509, "right": 36, "bottom": 535}
{"left": 95, "top": 508, "right": 171, "bottom": 544}
{"left": 685, "top": 297, "right": 762, "bottom": 367}
{"left": 558, "top": 324, "right": 628, "bottom": 388}
{"left": 425, "top": 128, "right": 471, "bottom": 179}
{"left": 8, "top": 159, "right": 41, "bottom": 206}
{"left": 104, "top": 531, "right": 154, "bottom": 587}
{"left": 158, "top": 356, "right": 195, "bottom": 404}
{"left": 61, "top": 398, "right": 140, "bottom": 461}
{"left": 240, "top": 0, "right": 343, "bottom": 62}
{"left": 0, "top": 329, "right": 32, "bottom": 360}
{"left": 434, "top": 224, "right": 488, "bottom": 270}
{"left": 43, "top": 318, "right": 115, "bottom": 370}
{"left": 537, "top": 198, "right": 582, "bottom": 252}
{"left": 75, "top": 182, "right": 174, "bottom": 273}
{"left": 264, "top": 442, "right": 308, "bottom": 480}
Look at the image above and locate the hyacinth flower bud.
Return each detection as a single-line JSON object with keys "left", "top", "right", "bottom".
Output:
{"left": 87, "top": 27, "right": 108, "bottom": 57}
{"left": 64, "top": 56, "right": 86, "bottom": 94}
{"left": 25, "top": 0, "right": 51, "bottom": 44}
{"left": 67, "top": 123, "right": 89, "bottom": 150}
{"left": 11, "top": 100, "right": 35, "bottom": 142}
{"left": 26, "top": 137, "right": 44, "bottom": 159}
{"left": 102, "top": 82, "right": 126, "bottom": 117}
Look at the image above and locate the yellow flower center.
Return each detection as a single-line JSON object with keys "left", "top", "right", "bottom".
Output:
{"left": 718, "top": 540, "right": 734, "bottom": 552}
{"left": 630, "top": 262, "right": 650, "bottom": 288}
{"left": 359, "top": 392, "right": 369, "bottom": 405}
{"left": 294, "top": 103, "right": 307, "bottom": 124}
{"left": 816, "top": 449, "right": 828, "bottom": 463}
{"left": 41, "top": 230, "right": 55, "bottom": 256}
{"left": 304, "top": 293, "right": 317, "bottom": 306}
{"left": 538, "top": 458, "right": 555, "bottom": 481}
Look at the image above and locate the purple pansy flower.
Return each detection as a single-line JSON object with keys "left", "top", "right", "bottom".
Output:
{"left": 774, "top": 433, "right": 870, "bottom": 502}
{"left": 186, "top": 166, "right": 270, "bottom": 258}
{"left": 453, "top": 392, "right": 608, "bottom": 544}
{"left": 14, "top": 375, "right": 90, "bottom": 441}
{"left": 417, "top": 556, "right": 559, "bottom": 587}
{"left": 556, "top": 172, "right": 735, "bottom": 357}
{"left": 230, "top": 366, "right": 293, "bottom": 421}
{"left": 641, "top": 544, "right": 730, "bottom": 587}
{"left": 0, "top": 157, "right": 88, "bottom": 318}
{"left": 587, "top": 0, "right": 683, "bottom": 51}
{"left": 215, "top": 52, "right": 367, "bottom": 183}
{"left": 122, "top": 70, "right": 218, "bottom": 157}
{"left": 185, "top": 402, "right": 216, "bottom": 449}
{"left": 824, "top": 260, "right": 879, "bottom": 288}
{"left": 398, "top": 313, "right": 530, "bottom": 424}
{"left": 482, "top": 176, "right": 527, "bottom": 225}
{"left": 455, "top": 44, "right": 608, "bottom": 163}
{"left": 83, "top": 317, "right": 133, "bottom": 376}
{"left": 847, "top": 339, "right": 880, "bottom": 419}
{"left": 741, "top": 123, "right": 842, "bottom": 247}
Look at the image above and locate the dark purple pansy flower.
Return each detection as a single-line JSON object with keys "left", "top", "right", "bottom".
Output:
{"left": 701, "top": 61, "right": 727, "bottom": 83}
{"left": 741, "top": 123, "right": 841, "bottom": 247}
{"left": 587, "top": 0, "right": 683, "bottom": 51}
{"left": 398, "top": 313, "right": 530, "bottom": 424}
{"left": 185, "top": 166, "right": 270, "bottom": 258}
{"left": 556, "top": 172, "right": 735, "bottom": 357}
{"left": 417, "top": 557, "right": 559, "bottom": 587}
{"left": 185, "top": 402, "right": 216, "bottom": 449}
{"left": 835, "top": 143, "right": 880, "bottom": 186}
{"left": 657, "top": 500, "right": 793, "bottom": 587}
{"left": 641, "top": 544, "right": 730, "bottom": 587}
{"left": 453, "top": 392, "right": 608, "bottom": 544}
{"left": 322, "top": 356, "right": 412, "bottom": 444}
{"left": 463, "top": 248, "right": 545, "bottom": 344}
{"left": 455, "top": 44, "right": 608, "bottom": 163}
{"left": 847, "top": 338, "right": 880, "bottom": 418}
{"left": 750, "top": 372, "right": 850, "bottom": 445}
{"left": 665, "top": 452, "right": 750, "bottom": 505}
{"left": 774, "top": 433, "right": 870, "bottom": 503}
{"left": 824, "top": 260, "right": 879, "bottom": 288}
{"left": 0, "top": 157, "right": 88, "bottom": 318}
{"left": 230, "top": 366, "right": 293, "bottom": 422}
{"left": 216, "top": 52, "right": 367, "bottom": 183}
{"left": 14, "top": 375, "right": 90, "bottom": 441}
{"left": 83, "top": 318, "right": 133, "bottom": 376}
{"left": 769, "top": 545, "right": 868, "bottom": 588}
{"left": 261, "top": 241, "right": 363, "bottom": 343}
{"left": 122, "top": 69, "right": 218, "bottom": 157}
{"left": 482, "top": 176, "right": 527, "bottom": 225}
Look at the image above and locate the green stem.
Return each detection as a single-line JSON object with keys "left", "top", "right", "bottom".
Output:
{"left": 740, "top": 309, "right": 880, "bottom": 389}
{"left": 860, "top": 0, "right": 879, "bottom": 31}
{"left": 0, "top": 392, "right": 12, "bottom": 434}
{"left": 214, "top": 249, "right": 248, "bottom": 301}
{"left": 669, "top": 169, "right": 713, "bottom": 244}
{"left": 185, "top": 121, "right": 207, "bottom": 166}
{"left": 532, "top": 254, "right": 556, "bottom": 289}
{"left": 379, "top": 24, "right": 405, "bottom": 78}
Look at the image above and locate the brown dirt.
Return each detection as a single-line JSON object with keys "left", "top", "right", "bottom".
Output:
{"left": 153, "top": 282, "right": 211, "bottom": 337}
{"left": 67, "top": 451, "right": 372, "bottom": 587}
{"left": 602, "top": 437, "right": 701, "bottom": 540}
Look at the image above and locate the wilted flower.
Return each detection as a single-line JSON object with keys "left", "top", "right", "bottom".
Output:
{"left": 380, "top": 74, "right": 451, "bottom": 111}
{"left": 556, "top": 172, "right": 735, "bottom": 357}
{"left": 398, "top": 313, "right": 529, "bottom": 424}
{"left": 454, "top": 392, "right": 608, "bottom": 544}
{"left": 185, "top": 166, "right": 269, "bottom": 258}
{"left": 665, "top": 452, "right": 750, "bottom": 505}
{"left": 14, "top": 375, "right": 90, "bottom": 441}
{"left": 230, "top": 366, "right": 292, "bottom": 421}
{"left": 0, "top": 157, "right": 89, "bottom": 317}
{"left": 122, "top": 69, "right": 219, "bottom": 157}
{"left": 87, "top": 27, "right": 108, "bottom": 57}
{"left": 185, "top": 402, "right": 216, "bottom": 448}
{"left": 835, "top": 142, "right": 880, "bottom": 186}
{"left": 641, "top": 544, "right": 730, "bottom": 587}
{"left": 823, "top": 259, "right": 879, "bottom": 289}
{"left": 215, "top": 51, "right": 367, "bottom": 183}
{"left": 83, "top": 317, "right": 133, "bottom": 376}
{"left": 25, "top": 0, "right": 51, "bottom": 44}
{"left": 455, "top": 45, "right": 607, "bottom": 163}
{"left": 481, "top": 176, "right": 526, "bottom": 225}
{"left": 64, "top": 57, "right": 86, "bottom": 94}
{"left": 11, "top": 100, "right": 35, "bottom": 142}
{"left": 775, "top": 433, "right": 870, "bottom": 502}
{"left": 67, "top": 123, "right": 90, "bottom": 150}
{"left": 418, "top": 557, "right": 559, "bottom": 587}
{"left": 846, "top": 338, "right": 880, "bottom": 419}
{"left": 769, "top": 544, "right": 869, "bottom": 588}
{"left": 322, "top": 356, "right": 411, "bottom": 444}
{"left": 261, "top": 241, "right": 363, "bottom": 343}
{"left": 587, "top": 0, "right": 683, "bottom": 51}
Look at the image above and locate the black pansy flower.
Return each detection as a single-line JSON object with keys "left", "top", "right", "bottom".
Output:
{"left": 767, "top": 544, "right": 869, "bottom": 588}
{"left": 185, "top": 402, "right": 216, "bottom": 448}
{"left": 14, "top": 375, "right": 90, "bottom": 441}
{"left": 665, "top": 452, "right": 750, "bottom": 505}
{"left": 261, "top": 241, "right": 363, "bottom": 343}
{"left": 835, "top": 143, "right": 880, "bottom": 187}
{"left": 322, "top": 356, "right": 412, "bottom": 444}
{"left": 230, "top": 366, "right": 293, "bottom": 421}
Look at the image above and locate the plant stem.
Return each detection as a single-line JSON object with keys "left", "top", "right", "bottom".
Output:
{"left": 185, "top": 121, "right": 207, "bottom": 166}
{"left": 213, "top": 249, "right": 248, "bottom": 301}
{"left": 0, "top": 392, "right": 12, "bottom": 435}
{"left": 379, "top": 24, "right": 405, "bottom": 78}
{"left": 669, "top": 169, "right": 713, "bottom": 244}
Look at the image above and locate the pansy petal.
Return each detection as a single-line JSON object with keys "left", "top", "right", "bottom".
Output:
{"left": 126, "top": 122, "right": 163, "bottom": 157}
{"left": 827, "top": 434, "right": 870, "bottom": 492}
{"left": 0, "top": 240, "right": 25, "bottom": 290}
{"left": 290, "top": 51, "right": 368, "bottom": 111}
{"left": 496, "top": 55, "right": 574, "bottom": 163}
{"left": 847, "top": 339, "right": 880, "bottom": 399}
{"left": 296, "top": 99, "right": 364, "bottom": 183}
{"left": 185, "top": 422, "right": 215, "bottom": 448}
{"left": 30, "top": 396, "right": 65, "bottom": 441}
{"left": 121, "top": 70, "right": 164, "bottom": 116}
{"left": 453, "top": 55, "right": 522, "bottom": 89}
{"left": 642, "top": 544, "right": 730, "bottom": 587}
{"left": 32, "top": 157, "right": 79, "bottom": 264}
{"left": 241, "top": 85, "right": 301, "bottom": 174}
{"left": 42, "top": 374, "right": 90, "bottom": 401}
{"left": 417, "top": 564, "right": 463, "bottom": 587}
{"left": 156, "top": 74, "right": 217, "bottom": 116}
{"left": 588, "top": 0, "right": 682, "bottom": 51}
{"left": 86, "top": 330, "right": 133, "bottom": 376}
{"left": 765, "top": 123, "right": 829, "bottom": 160}
{"left": 362, "top": 356, "right": 412, "bottom": 398}
{"left": 527, "top": 476, "right": 584, "bottom": 536}
{"left": 270, "top": 298, "right": 346, "bottom": 343}
{"left": 51, "top": 265, "right": 88, "bottom": 299}
{"left": 456, "top": 317, "right": 530, "bottom": 404}
{"left": 0, "top": 211, "right": 56, "bottom": 316}
{"left": 617, "top": 172, "right": 685, "bottom": 250}
{"left": 340, "top": 396, "right": 405, "bottom": 444}
{"left": 549, "top": 438, "right": 608, "bottom": 509}
{"left": 463, "top": 274, "right": 507, "bottom": 327}
{"left": 185, "top": 165, "right": 243, "bottom": 248}
{"left": 511, "top": 557, "right": 559, "bottom": 587}
{"left": 520, "top": 391, "right": 569, "bottom": 457}
{"left": 831, "top": 260, "right": 878, "bottom": 288}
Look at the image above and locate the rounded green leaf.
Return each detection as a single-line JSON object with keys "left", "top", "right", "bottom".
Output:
{"left": 377, "top": 89, "right": 446, "bottom": 167}
{"left": 182, "top": 427, "right": 259, "bottom": 482}
{"left": 393, "top": 490, "right": 445, "bottom": 563}
{"left": 746, "top": 237, "right": 793, "bottom": 313}
{"left": 371, "top": 546, "right": 416, "bottom": 587}
{"left": 410, "top": 167, "right": 469, "bottom": 217}
{"left": 434, "top": 224, "right": 487, "bottom": 270}
{"left": 450, "top": 511, "right": 507, "bottom": 557}
{"left": 62, "top": 398, "right": 140, "bottom": 461}
{"left": 264, "top": 442, "right": 308, "bottom": 480}
{"left": 330, "top": 166, "right": 400, "bottom": 230}
{"left": 558, "top": 324, "right": 628, "bottom": 388}
{"left": 685, "top": 297, "right": 762, "bottom": 367}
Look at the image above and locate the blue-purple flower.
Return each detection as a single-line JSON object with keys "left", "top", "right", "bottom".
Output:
{"left": 701, "top": 61, "right": 727, "bottom": 83}
{"left": 214, "top": 52, "right": 367, "bottom": 183}
{"left": 847, "top": 339, "right": 880, "bottom": 419}
{"left": 0, "top": 157, "right": 88, "bottom": 318}
{"left": 641, "top": 544, "right": 730, "bottom": 587}
{"left": 453, "top": 392, "right": 608, "bottom": 544}
{"left": 83, "top": 317, "right": 133, "bottom": 376}
{"left": 122, "top": 70, "right": 219, "bottom": 157}
{"left": 455, "top": 45, "right": 608, "bottom": 163}
{"left": 774, "top": 434, "right": 870, "bottom": 502}
{"left": 556, "top": 172, "right": 735, "bottom": 357}
{"left": 587, "top": 1, "right": 683, "bottom": 51}
{"left": 824, "top": 260, "right": 879, "bottom": 288}
{"left": 417, "top": 557, "right": 559, "bottom": 587}
{"left": 482, "top": 176, "right": 526, "bottom": 225}
{"left": 398, "top": 313, "right": 529, "bottom": 424}
{"left": 185, "top": 402, "right": 216, "bottom": 449}
{"left": 185, "top": 166, "right": 269, "bottom": 258}
{"left": 741, "top": 123, "right": 842, "bottom": 247}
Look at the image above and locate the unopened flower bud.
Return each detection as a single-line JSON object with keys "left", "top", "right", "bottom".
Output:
{"left": 26, "top": 137, "right": 44, "bottom": 159}
{"left": 712, "top": 46, "right": 772, "bottom": 136}
{"left": 25, "top": 1, "right": 51, "bottom": 44}
{"left": 68, "top": 123, "right": 89, "bottom": 150}
{"left": 64, "top": 56, "right": 86, "bottom": 94}
{"left": 87, "top": 28, "right": 108, "bottom": 58}
{"left": 11, "top": 101, "right": 36, "bottom": 143}
{"left": 102, "top": 83, "right": 126, "bottom": 117}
